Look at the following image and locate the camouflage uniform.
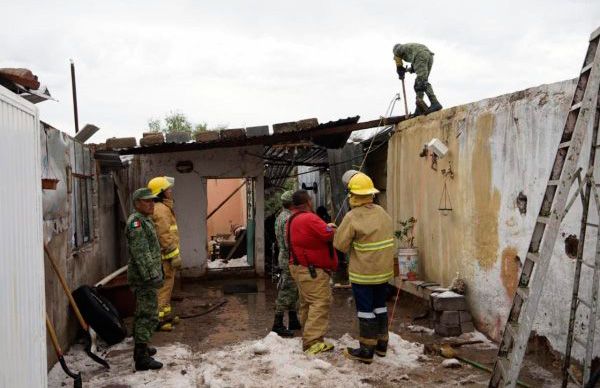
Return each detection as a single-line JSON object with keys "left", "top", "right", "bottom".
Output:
{"left": 127, "top": 211, "right": 163, "bottom": 343}
{"left": 393, "top": 43, "right": 441, "bottom": 111}
{"left": 274, "top": 207, "right": 298, "bottom": 313}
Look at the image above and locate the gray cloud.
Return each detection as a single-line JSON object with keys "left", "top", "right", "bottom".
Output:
{"left": 1, "top": 0, "right": 598, "bottom": 141}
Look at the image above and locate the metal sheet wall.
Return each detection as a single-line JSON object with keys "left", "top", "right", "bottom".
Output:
{"left": 0, "top": 86, "right": 46, "bottom": 386}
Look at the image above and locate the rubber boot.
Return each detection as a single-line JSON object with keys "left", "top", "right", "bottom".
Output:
{"left": 375, "top": 340, "right": 388, "bottom": 357}
{"left": 134, "top": 343, "right": 163, "bottom": 371}
{"left": 272, "top": 312, "right": 294, "bottom": 338}
{"left": 413, "top": 99, "right": 429, "bottom": 117}
{"left": 343, "top": 343, "right": 375, "bottom": 364}
{"left": 288, "top": 310, "right": 301, "bottom": 330}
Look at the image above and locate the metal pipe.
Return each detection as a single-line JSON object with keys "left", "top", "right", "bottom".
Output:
{"left": 70, "top": 59, "right": 79, "bottom": 134}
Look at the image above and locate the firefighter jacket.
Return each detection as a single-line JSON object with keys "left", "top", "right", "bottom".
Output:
{"left": 287, "top": 210, "right": 338, "bottom": 271}
{"left": 151, "top": 199, "right": 180, "bottom": 260}
{"left": 126, "top": 211, "right": 163, "bottom": 286}
{"left": 333, "top": 203, "right": 395, "bottom": 284}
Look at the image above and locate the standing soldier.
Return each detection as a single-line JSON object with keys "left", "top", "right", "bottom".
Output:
{"left": 333, "top": 172, "right": 395, "bottom": 364}
{"left": 126, "top": 188, "right": 164, "bottom": 371}
{"left": 271, "top": 190, "right": 301, "bottom": 337}
{"left": 147, "top": 176, "right": 182, "bottom": 332}
{"left": 288, "top": 190, "right": 338, "bottom": 354}
{"left": 393, "top": 42, "right": 443, "bottom": 116}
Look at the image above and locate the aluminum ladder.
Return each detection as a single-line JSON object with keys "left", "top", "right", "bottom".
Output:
{"left": 489, "top": 26, "right": 600, "bottom": 388}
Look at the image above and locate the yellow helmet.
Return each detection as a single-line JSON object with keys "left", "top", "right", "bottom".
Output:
{"left": 347, "top": 172, "right": 379, "bottom": 195}
{"left": 147, "top": 176, "right": 173, "bottom": 196}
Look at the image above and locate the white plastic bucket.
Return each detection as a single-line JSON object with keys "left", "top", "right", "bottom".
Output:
{"left": 398, "top": 248, "right": 419, "bottom": 280}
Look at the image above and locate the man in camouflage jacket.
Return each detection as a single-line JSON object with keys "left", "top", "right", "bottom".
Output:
{"left": 393, "top": 42, "right": 443, "bottom": 115}
{"left": 126, "top": 187, "right": 164, "bottom": 371}
{"left": 271, "top": 190, "right": 301, "bottom": 337}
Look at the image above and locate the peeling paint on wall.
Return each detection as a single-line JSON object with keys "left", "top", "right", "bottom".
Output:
{"left": 500, "top": 247, "right": 520, "bottom": 298}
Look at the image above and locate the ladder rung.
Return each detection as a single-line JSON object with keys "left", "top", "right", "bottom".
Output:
{"left": 579, "top": 297, "right": 592, "bottom": 309}
{"left": 526, "top": 253, "right": 539, "bottom": 263}
{"left": 548, "top": 180, "right": 560, "bottom": 186}
{"left": 574, "top": 336, "right": 586, "bottom": 347}
{"left": 497, "top": 357, "right": 510, "bottom": 379}
{"left": 587, "top": 222, "right": 599, "bottom": 228}
{"left": 581, "top": 63, "right": 594, "bottom": 74}
{"left": 505, "top": 322, "right": 519, "bottom": 339}
{"left": 581, "top": 260, "right": 595, "bottom": 269}
{"left": 537, "top": 216, "right": 551, "bottom": 224}
{"left": 559, "top": 141, "right": 572, "bottom": 149}
{"left": 516, "top": 286, "right": 529, "bottom": 300}
{"left": 570, "top": 102, "right": 582, "bottom": 111}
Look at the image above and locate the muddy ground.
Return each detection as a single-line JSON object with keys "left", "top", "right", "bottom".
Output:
{"left": 51, "top": 276, "right": 569, "bottom": 387}
{"left": 144, "top": 277, "right": 563, "bottom": 387}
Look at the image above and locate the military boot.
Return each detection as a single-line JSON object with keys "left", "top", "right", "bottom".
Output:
{"left": 288, "top": 310, "right": 302, "bottom": 330}
{"left": 134, "top": 343, "right": 163, "bottom": 371}
{"left": 426, "top": 97, "right": 443, "bottom": 114}
{"left": 147, "top": 346, "right": 157, "bottom": 356}
{"left": 343, "top": 343, "right": 375, "bottom": 364}
{"left": 375, "top": 339, "right": 388, "bottom": 357}
{"left": 413, "top": 99, "right": 429, "bottom": 117}
{"left": 272, "top": 312, "right": 294, "bottom": 337}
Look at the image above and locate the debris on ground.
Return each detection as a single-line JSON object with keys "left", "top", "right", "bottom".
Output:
{"left": 48, "top": 331, "right": 425, "bottom": 387}
{"left": 207, "top": 256, "right": 249, "bottom": 269}
{"left": 407, "top": 324, "right": 435, "bottom": 335}
{"left": 442, "top": 358, "right": 462, "bottom": 368}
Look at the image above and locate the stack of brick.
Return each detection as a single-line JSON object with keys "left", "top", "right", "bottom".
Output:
{"left": 139, "top": 132, "right": 165, "bottom": 147}
{"left": 431, "top": 291, "right": 474, "bottom": 336}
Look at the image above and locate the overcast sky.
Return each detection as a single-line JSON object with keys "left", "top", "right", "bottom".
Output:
{"left": 2, "top": 1, "right": 599, "bottom": 141}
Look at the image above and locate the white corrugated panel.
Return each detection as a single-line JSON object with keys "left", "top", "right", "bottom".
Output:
{"left": 0, "top": 86, "right": 46, "bottom": 387}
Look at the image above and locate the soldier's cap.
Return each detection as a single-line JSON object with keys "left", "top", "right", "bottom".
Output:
{"left": 280, "top": 190, "right": 293, "bottom": 203}
{"left": 132, "top": 187, "right": 157, "bottom": 201}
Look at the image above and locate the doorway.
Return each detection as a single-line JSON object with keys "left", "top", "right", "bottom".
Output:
{"left": 206, "top": 178, "right": 256, "bottom": 270}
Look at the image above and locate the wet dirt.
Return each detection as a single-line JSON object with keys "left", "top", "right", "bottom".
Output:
{"left": 130, "top": 278, "right": 565, "bottom": 387}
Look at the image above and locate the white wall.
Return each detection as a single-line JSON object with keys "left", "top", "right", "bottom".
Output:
{"left": 388, "top": 78, "right": 600, "bottom": 361}
{"left": 139, "top": 146, "right": 265, "bottom": 275}
{"left": 0, "top": 86, "right": 46, "bottom": 387}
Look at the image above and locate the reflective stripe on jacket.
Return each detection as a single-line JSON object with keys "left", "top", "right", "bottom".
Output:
{"left": 333, "top": 204, "right": 395, "bottom": 285}
{"left": 151, "top": 199, "right": 180, "bottom": 260}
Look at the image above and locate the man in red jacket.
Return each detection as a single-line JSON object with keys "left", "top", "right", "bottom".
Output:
{"left": 288, "top": 190, "right": 338, "bottom": 354}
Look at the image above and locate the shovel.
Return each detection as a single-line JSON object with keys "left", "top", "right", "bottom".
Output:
{"left": 46, "top": 313, "right": 82, "bottom": 388}
{"left": 44, "top": 244, "right": 109, "bottom": 369}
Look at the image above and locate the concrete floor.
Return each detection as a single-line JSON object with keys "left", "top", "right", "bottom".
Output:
{"left": 137, "top": 277, "right": 565, "bottom": 387}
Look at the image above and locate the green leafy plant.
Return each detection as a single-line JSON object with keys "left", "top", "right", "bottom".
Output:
{"left": 394, "top": 217, "right": 417, "bottom": 248}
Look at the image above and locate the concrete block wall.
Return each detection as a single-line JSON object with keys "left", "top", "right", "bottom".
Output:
{"left": 387, "top": 78, "right": 600, "bottom": 361}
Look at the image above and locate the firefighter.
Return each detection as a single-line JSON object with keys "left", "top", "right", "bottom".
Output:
{"left": 272, "top": 190, "right": 301, "bottom": 337}
{"left": 333, "top": 172, "right": 395, "bottom": 364}
{"left": 288, "top": 190, "right": 338, "bottom": 354}
{"left": 147, "top": 176, "right": 182, "bottom": 332}
{"left": 126, "top": 187, "right": 163, "bottom": 370}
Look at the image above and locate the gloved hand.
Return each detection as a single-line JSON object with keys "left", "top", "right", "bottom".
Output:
{"left": 407, "top": 65, "right": 415, "bottom": 73}
{"left": 149, "top": 276, "right": 164, "bottom": 289}
{"left": 396, "top": 65, "right": 406, "bottom": 80}
{"left": 171, "top": 254, "right": 182, "bottom": 269}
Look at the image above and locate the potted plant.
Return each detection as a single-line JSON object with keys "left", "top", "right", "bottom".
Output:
{"left": 394, "top": 217, "right": 419, "bottom": 280}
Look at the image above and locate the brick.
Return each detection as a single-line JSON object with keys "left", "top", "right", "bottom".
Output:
{"left": 459, "top": 311, "right": 472, "bottom": 323}
{"left": 432, "top": 293, "right": 467, "bottom": 311}
{"left": 165, "top": 131, "right": 191, "bottom": 143}
{"left": 439, "top": 311, "right": 460, "bottom": 326}
{"left": 296, "top": 118, "right": 318, "bottom": 130}
{"left": 245, "top": 125, "right": 269, "bottom": 138}
{"left": 106, "top": 137, "right": 136, "bottom": 150}
{"left": 140, "top": 132, "right": 164, "bottom": 146}
{"left": 272, "top": 121, "right": 298, "bottom": 134}
{"left": 220, "top": 128, "right": 246, "bottom": 140}
{"left": 195, "top": 130, "right": 220, "bottom": 143}
{"left": 434, "top": 322, "right": 461, "bottom": 337}
{"left": 461, "top": 321, "right": 475, "bottom": 333}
